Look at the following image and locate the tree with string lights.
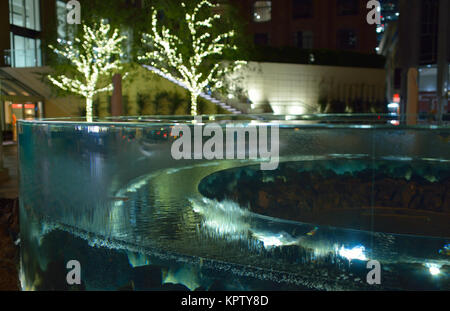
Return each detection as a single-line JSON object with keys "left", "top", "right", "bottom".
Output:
{"left": 48, "top": 20, "right": 126, "bottom": 121}
{"left": 140, "top": 0, "right": 246, "bottom": 116}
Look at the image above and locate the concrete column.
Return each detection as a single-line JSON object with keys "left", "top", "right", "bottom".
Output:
{"left": 437, "top": 0, "right": 449, "bottom": 124}
{"left": 406, "top": 68, "right": 419, "bottom": 125}
{"left": 111, "top": 74, "right": 123, "bottom": 117}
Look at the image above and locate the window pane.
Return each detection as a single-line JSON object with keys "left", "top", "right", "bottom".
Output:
{"left": 26, "top": 0, "right": 41, "bottom": 31}
{"left": 25, "top": 0, "right": 34, "bottom": 30}
{"left": 337, "top": 0, "right": 359, "bottom": 16}
{"left": 296, "top": 31, "right": 314, "bottom": 48}
{"left": 253, "top": 1, "right": 271, "bottom": 22}
{"left": 304, "top": 31, "right": 313, "bottom": 49}
{"left": 25, "top": 37, "right": 35, "bottom": 66}
{"left": 35, "top": 0, "right": 41, "bottom": 31}
{"left": 293, "top": 0, "right": 313, "bottom": 19}
{"left": 31, "top": 0, "right": 41, "bottom": 31}
{"left": 338, "top": 29, "right": 357, "bottom": 49}
{"left": 9, "top": 0, "right": 40, "bottom": 30}
{"left": 10, "top": 34, "right": 41, "bottom": 67}
{"left": 36, "top": 39, "right": 41, "bottom": 66}
{"left": 11, "top": 0, "right": 25, "bottom": 27}
{"left": 13, "top": 35, "right": 26, "bottom": 67}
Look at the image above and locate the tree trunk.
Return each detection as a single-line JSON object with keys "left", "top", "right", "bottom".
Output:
{"left": 190, "top": 93, "right": 199, "bottom": 116}
{"left": 111, "top": 74, "right": 123, "bottom": 117}
{"left": 86, "top": 97, "right": 93, "bottom": 122}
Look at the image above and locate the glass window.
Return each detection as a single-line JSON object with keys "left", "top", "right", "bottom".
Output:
{"left": 338, "top": 29, "right": 357, "bottom": 49}
{"left": 31, "top": 0, "right": 41, "bottom": 31}
{"left": 36, "top": 39, "right": 41, "bottom": 66}
{"left": 25, "top": 0, "right": 35, "bottom": 30}
{"left": 13, "top": 35, "right": 26, "bottom": 67}
{"left": 296, "top": 31, "right": 314, "bottom": 49}
{"left": 293, "top": 0, "right": 313, "bottom": 19}
{"left": 9, "top": 0, "right": 41, "bottom": 31}
{"left": 337, "top": 0, "right": 359, "bottom": 16}
{"left": 10, "top": 34, "right": 42, "bottom": 67}
{"left": 253, "top": 1, "right": 271, "bottom": 22}
{"left": 25, "top": 37, "right": 36, "bottom": 67}
{"left": 10, "top": 0, "right": 25, "bottom": 27}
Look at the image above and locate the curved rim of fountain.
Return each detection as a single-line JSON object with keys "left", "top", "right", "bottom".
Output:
{"left": 16, "top": 114, "right": 450, "bottom": 129}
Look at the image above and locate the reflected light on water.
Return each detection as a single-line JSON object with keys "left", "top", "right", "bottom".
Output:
{"left": 425, "top": 263, "right": 441, "bottom": 276}
{"left": 338, "top": 245, "right": 368, "bottom": 261}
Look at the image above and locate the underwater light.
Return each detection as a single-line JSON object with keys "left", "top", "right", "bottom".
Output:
{"left": 256, "top": 234, "right": 284, "bottom": 247}
{"left": 425, "top": 263, "right": 441, "bottom": 276}
{"left": 429, "top": 266, "right": 440, "bottom": 276}
{"left": 338, "top": 245, "right": 367, "bottom": 261}
{"left": 88, "top": 126, "right": 100, "bottom": 133}
{"left": 252, "top": 232, "right": 299, "bottom": 248}
{"left": 191, "top": 198, "right": 251, "bottom": 239}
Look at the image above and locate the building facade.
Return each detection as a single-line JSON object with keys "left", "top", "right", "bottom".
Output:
{"left": 0, "top": 0, "right": 232, "bottom": 135}
{"left": 379, "top": 0, "right": 449, "bottom": 122}
{"left": 0, "top": 0, "right": 390, "bottom": 131}
{"left": 0, "top": 0, "right": 58, "bottom": 68}
{"left": 231, "top": 0, "right": 378, "bottom": 53}
{"left": 0, "top": 0, "right": 59, "bottom": 134}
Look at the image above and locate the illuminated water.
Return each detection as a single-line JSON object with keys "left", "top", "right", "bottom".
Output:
{"left": 18, "top": 115, "right": 450, "bottom": 290}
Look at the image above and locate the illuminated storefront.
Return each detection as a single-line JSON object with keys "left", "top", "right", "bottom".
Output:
{"left": 0, "top": 69, "right": 43, "bottom": 137}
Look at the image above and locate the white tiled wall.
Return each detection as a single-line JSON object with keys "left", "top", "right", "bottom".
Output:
{"left": 237, "top": 62, "right": 386, "bottom": 114}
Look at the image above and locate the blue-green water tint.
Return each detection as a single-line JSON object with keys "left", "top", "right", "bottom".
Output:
{"left": 18, "top": 116, "right": 450, "bottom": 290}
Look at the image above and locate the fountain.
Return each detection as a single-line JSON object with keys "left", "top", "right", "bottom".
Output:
{"left": 18, "top": 115, "right": 450, "bottom": 290}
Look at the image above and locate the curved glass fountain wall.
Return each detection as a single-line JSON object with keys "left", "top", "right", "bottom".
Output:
{"left": 18, "top": 115, "right": 450, "bottom": 290}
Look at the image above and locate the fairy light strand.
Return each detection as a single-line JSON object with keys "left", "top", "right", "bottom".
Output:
{"left": 48, "top": 20, "right": 126, "bottom": 121}
{"left": 139, "top": 0, "right": 246, "bottom": 116}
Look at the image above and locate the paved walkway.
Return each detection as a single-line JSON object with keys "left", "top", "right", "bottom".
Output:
{"left": 0, "top": 144, "right": 18, "bottom": 199}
